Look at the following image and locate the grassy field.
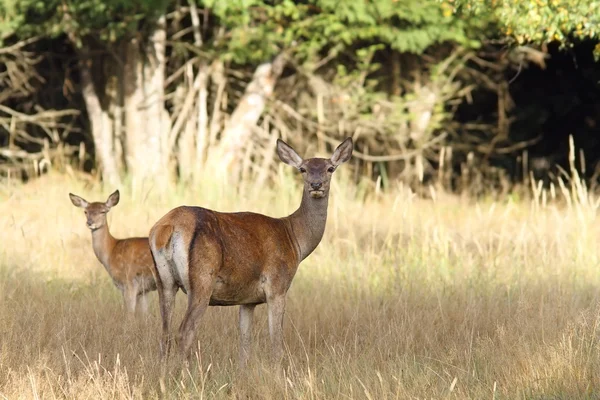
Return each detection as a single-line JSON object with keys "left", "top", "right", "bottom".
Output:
{"left": 1, "top": 170, "right": 600, "bottom": 399}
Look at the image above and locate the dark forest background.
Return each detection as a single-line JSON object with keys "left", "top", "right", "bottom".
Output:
{"left": 1, "top": 0, "right": 599, "bottom": 197}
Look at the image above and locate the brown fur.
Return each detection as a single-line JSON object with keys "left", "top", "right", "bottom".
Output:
{"left": 152, "top": 225, "right": 174, "bottom": 252}
{"left": 69, "top": 190, "right": 157, "bottom": 315}
{"left": 149, "top": 138, "right": 353, "bottom": 364}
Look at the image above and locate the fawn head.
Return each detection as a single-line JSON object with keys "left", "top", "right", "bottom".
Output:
{"left": 69, "top": 190, "right": 120, "bottom": 230}
{"left": 277, "top": 137, "right": 353, "bottom": 199}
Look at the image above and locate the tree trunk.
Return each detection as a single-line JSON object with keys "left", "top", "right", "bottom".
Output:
{"left": 170, "top": 62, "right": 209, "bottom": 182}
{"left": 209, "top": 60, "right": 226, "bottom": 154}
{"left": 194, "top": 63, "right": 210, "bottom": 177}
{"left": 78, "top": 57, "right": 121, "bottom": 187}
{"left": 178, "top": 112, "right": 197, "bottom": 182}
{"left": 143, "top": 14, "right": 170, "bottom": 182}
{"left": 123, "top": 37, "right": 145, "bottom": 187}
{"left": 187, "top": 0, "right": 209, "bottom": 180}
{"left": 176, "top": 64, "right": 198, "bottom": 182}
{"left": 215, "top": 52, "right": 287, "bottom": 180}
{"left": 124, "top": 15, "right": 170, "bottom": 190}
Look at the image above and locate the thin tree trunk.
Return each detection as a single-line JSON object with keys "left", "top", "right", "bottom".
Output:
{"left": 188, "top": 0, "right": 209, "bottom": 179}
{"left": 124, "top": 15, "right": 170, "bottom": 191}
{"left": 66, "top": 18, "right": 121, "bottom": 186}
{"left": 194, "top": 63, "right": 209, "bottom": 175}
{"left": 209, "top": 60, "right": 226, "bottom": 151}
{"left": 178, "top": 113, "right": 196, "bottom": 182}
{"left": 78, "top": 57, "right": 121, "bottom": 187}
{"left": 177, "top": 64, "right": 198, "bottom": 182}
{"left": 106, "top": 60, "right": 125, "bottom": 173}
{"left": 144, "top": 14, "right": 170, "bottom": 183}
{"left": 170, "top": 62, "right": 209, "bottom": 180}
{"left": 215, "top": 52, "right": 287, "bottom": 180}
{"left": 124, "top": 37, "right": 145, "bottom": 188}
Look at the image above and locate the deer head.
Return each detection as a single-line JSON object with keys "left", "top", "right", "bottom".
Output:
{"left": 277, "top": 137, "right": 353, "bottom": 199}
{"left": 69, "top": 190, "right": 120, "bottom": 231}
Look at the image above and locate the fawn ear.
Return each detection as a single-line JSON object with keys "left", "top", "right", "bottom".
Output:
{"left": 331, "top": 137, "right": 353, "bottom": 166}
{"left": 69, "top": 193, "right": 89, "bottom": 208}
{"left": 276, "top": 139, "right": 303, "bottom": 169}
{"left": 105, "top": 190, "right": 120, "bottom": 208}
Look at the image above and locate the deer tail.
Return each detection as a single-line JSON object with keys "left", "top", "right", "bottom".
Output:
{"left": 150, "top": 225, "right": 174, "bottom": 257}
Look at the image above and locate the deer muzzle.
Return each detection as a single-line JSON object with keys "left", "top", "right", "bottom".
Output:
{"left": 309, "top": 183, "right": 325, "bottom": 198}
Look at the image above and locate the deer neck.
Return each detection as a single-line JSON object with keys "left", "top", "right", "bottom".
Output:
{"left": 286, "top": 189, "right": 329, "bottom": 261}
{"left": 90, "top": 224, "right": 117, "bottom": 270}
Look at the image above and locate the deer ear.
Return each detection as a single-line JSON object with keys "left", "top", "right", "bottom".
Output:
{"left": 331, "top": 137, "right": 353, "bottom": 166}
{"left": 276, "top": 139, "right": 303, "bottom": 169}
{"left": 105, "top": 190, "right": 120, "bottom": 208}
{"left": 69, "top": 193, "right": 89, "bottom": 208}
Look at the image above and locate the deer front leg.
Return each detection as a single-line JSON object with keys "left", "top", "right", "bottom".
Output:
{"left": 239, "top": 304, "right": 256, "bottom": 366}
{"left": 123, "top": 284, "right": 138, "bottom": 315}
{"left": 267, "top": 295, "right": 286, "bottom": 363}
{"left": 178, "top": 274, "right": 214, "bottom": 361}
{"left": 136, "top": 291, "right": 149, "bottom": 316}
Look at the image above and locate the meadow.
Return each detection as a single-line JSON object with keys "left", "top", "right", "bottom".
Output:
{"left": 1, "top": 167, "right": 600, "bottom": 399}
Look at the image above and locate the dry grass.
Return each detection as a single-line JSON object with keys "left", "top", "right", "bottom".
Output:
{"left": 1, "top": 167, "right": 600, "bottom": 399}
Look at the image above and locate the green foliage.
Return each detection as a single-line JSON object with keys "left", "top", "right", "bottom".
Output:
{"left": 1, "top": 0, "right": 481, "bottom": 61}
{"left": 0, "top": 0, "right": 168, "bottom": 45}
{"left": 0, "top": 1, "right": 24, "bottom": 40}
{"left": 450, "top": 0, "right": 600, "bottom": 55}
{"left": 201, "top": 0, "right": 480, "bottom": 65}
{"left": 202, "top": 0, "right": 281, "bottom": 63}
{"left": 304, "top": 0, "right": 477, "bottom": 53}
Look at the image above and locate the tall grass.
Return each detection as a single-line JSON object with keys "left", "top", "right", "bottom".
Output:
{"left": 1, "top": 164, "right": 600, "bottom": 399}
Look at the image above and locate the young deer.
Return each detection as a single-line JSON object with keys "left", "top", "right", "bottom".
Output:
{"left": 69, "top": 190, "right": 157, "bottom": 315}
{"left": 149, "top": 137, "right": 353, "bottom": 364}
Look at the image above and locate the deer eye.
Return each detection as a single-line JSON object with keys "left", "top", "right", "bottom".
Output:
{"left": 299, "top": 167, "right": 306, "bottom": 173}
{"left": 327, "top": 167, "right": 335, "bottom": 173}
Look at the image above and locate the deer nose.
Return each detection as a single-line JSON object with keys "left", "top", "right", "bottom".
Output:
{"left": 311, "top": 182, "right": 322, "bottom": 190}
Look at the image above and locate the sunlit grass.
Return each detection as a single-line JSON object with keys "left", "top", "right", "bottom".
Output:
{"left": 1, "top": 166, "right": 600, "bottom": 398}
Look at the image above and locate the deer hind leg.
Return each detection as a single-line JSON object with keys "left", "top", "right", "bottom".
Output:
{"left": 151, "top": 226, "right": 178, "bottom": 360}
{"left": 239, "top": 304, "right": 256, "bottom": 366}
{"left": 152, "top": 250, "right": 178, "bottom": 359}
{"left": 157, "top": 278, "right": 178, "bottom": 360}
{"left": 178, "top": 273, "right": 214, "bottom": 361}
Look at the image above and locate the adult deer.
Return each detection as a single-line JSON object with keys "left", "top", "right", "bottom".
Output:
{"left": 69, "top": 190, "right": 157, "bottom": 315}
{"left": 149, "top": 137, "right": 353, "bottom": 364}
